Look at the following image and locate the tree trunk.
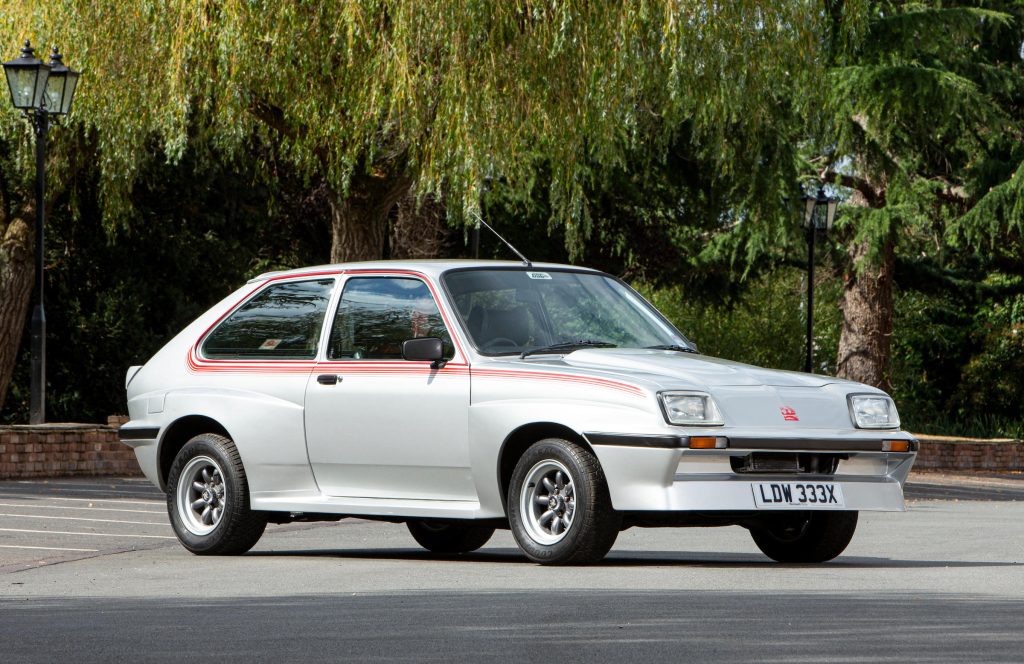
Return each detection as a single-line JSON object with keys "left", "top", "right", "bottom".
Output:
{"left": 836, "top": 232, "right": 896, "bottom": 391}
{"left": 390, "top": 192, "right": 450, "bottom": 260}
{"left": 0, "top": 215, "right": 34, "bottom": 411}
{"left": 327, "top": 168, "right": 412, "bottom": 263}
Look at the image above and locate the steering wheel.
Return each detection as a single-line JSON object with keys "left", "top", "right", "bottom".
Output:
{"left": 482, "top": 337, "right": 519, "bottom": 351}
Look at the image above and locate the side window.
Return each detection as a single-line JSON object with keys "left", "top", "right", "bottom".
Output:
{"left": 328, "top": 277, "right": 454, "bottom": 360}
{"left": 202, "top": 279, "right": 335, "bottom": 359}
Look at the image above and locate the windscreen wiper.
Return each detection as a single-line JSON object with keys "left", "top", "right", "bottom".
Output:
{"left": 645, "top": 344, "right": 699, "bottom": 354}
{"left": 520, "top": 340, "right": 617, "bottom": 359}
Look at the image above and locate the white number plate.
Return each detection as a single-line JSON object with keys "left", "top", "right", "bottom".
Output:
{"left": 752, "top": 482, "right": 845, "bottom": 509}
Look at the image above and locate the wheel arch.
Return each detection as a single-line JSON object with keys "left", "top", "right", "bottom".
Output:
{"left": 496, "top": 422, "right": 592, "bottom": 512}
{"left": 158, "top": 415, "right": 232, "bottom": 490}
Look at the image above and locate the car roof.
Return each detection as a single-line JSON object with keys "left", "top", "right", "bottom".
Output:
{"left": 248, "top": 259, "right": 604, "bottom": 283}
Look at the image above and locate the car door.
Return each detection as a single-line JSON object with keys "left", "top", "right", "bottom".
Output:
{"left": 303, "top": 273, "right": 475, "bottom": 501}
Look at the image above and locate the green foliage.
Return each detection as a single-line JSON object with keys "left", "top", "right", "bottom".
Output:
{"left": 824, "top": 1, "right": 1023, "bottom": 250}
{"left": 950, "top": 161, "right": 1024, "bottom": 251}
{"left": 1, "top": 0, "right": 1022, "bottom": 439}
{"left": 637, "top": 267, "right": 843, "bottom": 374}
{"left": 955, "top": 291, "right": 1024, "bottom": 424}
{"left": 633, "top": 3, "right": 1024, "bottom": 281}
{"left": 1, "top": 1, "right": 860, "bottom": 252}
{"left": 880, "top": 270, "right": 1024, "bottom": 439}
{"left": 889, "top": 288, "right": 975, "bottom": 428}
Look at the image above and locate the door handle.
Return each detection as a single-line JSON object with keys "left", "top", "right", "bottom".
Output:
{"left": 317, "top": 374, "right": 341, "bottom": 385}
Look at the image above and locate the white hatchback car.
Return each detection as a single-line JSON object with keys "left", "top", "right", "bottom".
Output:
{"left": 121, "top": 260, "right": 916, "bottom": 564}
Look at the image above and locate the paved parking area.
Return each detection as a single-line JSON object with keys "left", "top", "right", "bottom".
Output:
{"left": 1, "top": 473, "right": 1023, "bottom": 662}
{"left": 0, "top": 471, "right": 1020, "bottom": 574}
{"left": 905, "top": 469, "right": 1024, "bottom": 501}
{"left": 0, "top": 478, "right": 171, "bottom": 573}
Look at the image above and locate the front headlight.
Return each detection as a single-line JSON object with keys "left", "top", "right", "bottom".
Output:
{"left": 848, "top": 394, "right": 900, "bottom": 429}
{"left": 659, "top": 391, "right": 724, "bottom": 426}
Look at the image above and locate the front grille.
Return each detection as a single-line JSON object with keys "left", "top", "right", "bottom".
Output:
{"left": 731, "top": 453, "right": 842, "bottom": 475}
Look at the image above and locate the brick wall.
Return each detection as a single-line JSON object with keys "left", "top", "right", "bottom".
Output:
{"left": 1, "top": 424, "right": 1021, "bottom": 479}
{"left": 0, "top": 423, "right": 142, "bottom": 480}
{"left": 915, "top": 435, "right": 1024, "bottom": 471}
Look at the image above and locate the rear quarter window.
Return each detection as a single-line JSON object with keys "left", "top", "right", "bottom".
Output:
{"left": 201, "top": 279, "right": 335, "bottom": 359}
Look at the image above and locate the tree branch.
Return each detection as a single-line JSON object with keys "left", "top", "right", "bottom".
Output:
{"left": 0, "top": 138, "right": 12, "bottom": 226}
{"left": 0, "top": 165, "right": 10, "bottom": 227}
{"left": 819, "top": 169, "right": 882, "bottom": 208}
{"left": 249, "top": 98, "right": 298, "bottom": 141}
{"left": 930, "top": 177, "right": 968, "bottom": 206}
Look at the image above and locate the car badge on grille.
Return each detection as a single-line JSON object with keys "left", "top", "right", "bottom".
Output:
{"left": 780, "top": 407, "right": 799, "bottom": 421}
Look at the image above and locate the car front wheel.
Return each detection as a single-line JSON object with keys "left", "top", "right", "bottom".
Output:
{"left": 750, "top": 511, "right": 858, "bottom": 563}
{"left": 507, "top": 438, "right": 620, "bottom": 565}
{"left": 166, "top": 433, "right": 267, "bottom": 555}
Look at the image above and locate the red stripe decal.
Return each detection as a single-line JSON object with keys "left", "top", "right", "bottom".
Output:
{"left": 471, "top": 368, "right": 645, "bottom": 398}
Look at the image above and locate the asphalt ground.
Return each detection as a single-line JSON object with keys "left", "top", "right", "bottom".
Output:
{"left": 0, "top": 477, "right": 335, "bottom": 572}
{"left": 1, "top": 471, "right": 1020, "bottom": 572}
{"left": 0, "top": 477, "right": 169, "bottom": 572}
{"left": 1, "top": 472, "right": 1022, "bottom": 662}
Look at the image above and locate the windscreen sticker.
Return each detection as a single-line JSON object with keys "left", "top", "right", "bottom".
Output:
{"left": 259, "top": 339, "right": 282, "bottom": 350}
{"left": 526, "top": 272, "right": 552, "bottom": 280}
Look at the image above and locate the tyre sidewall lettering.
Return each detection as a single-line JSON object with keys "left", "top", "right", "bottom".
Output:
{"left": 507, "top": 438, "right": 619, "bottom": 565}
{"left": 165, "top": 433, "right": 266, "bottom": 555}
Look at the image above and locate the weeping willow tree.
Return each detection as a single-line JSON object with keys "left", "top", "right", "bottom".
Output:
{"left": 1, "top": 1, "right": 845, "bottom": 255}
{"left": 808, "top": 0, "right": 1024, "bottom": 390}
{"left": 0, "top": 0, "right": 855, "bottom": 410}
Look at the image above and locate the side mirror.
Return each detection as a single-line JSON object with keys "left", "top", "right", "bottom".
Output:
{"left": 401, "top": 337, "right": 446, "bottom": 369}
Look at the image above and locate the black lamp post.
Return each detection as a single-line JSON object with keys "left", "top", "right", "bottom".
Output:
{"left": 801, "top": 185, "right": 838, "bottom": 374}
{"left": 4, "top": 41, "right": 80, "bottom": 424}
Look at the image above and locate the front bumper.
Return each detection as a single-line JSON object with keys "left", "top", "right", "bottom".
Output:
{"left": 660, "top": 473, "right": 907, "bottom": 511}
{"left": 118, "top": 424, "right": 161, "bottom": 488}
{"left": 586, "top": 431, "right": 916, "bottom": 513}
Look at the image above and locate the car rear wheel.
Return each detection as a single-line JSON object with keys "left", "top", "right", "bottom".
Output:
{"left": 406, "top": 520, "right": 495, "bottom": 554}
{"left": 166, "top": 433, "right": 267, "bottom": 555}
{"left": 508, "top": 438, "right": 620, "bottom": 565}
{"left": 750, "top": 511, "right": 858, "bottom": 563}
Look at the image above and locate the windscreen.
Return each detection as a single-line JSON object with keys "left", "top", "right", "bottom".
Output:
{"left": 442, "top": 269, "right": 690, "bottom": 355}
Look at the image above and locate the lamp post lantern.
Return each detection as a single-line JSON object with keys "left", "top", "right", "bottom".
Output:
{"left": 801, "top": 185, "right": 838, "bottom": 374}
{"left": 4, "top": 41, "right": 80, "bottom": 424}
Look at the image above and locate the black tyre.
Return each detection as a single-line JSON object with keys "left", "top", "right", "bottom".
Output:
{"left": 507, "top": 438, "right": 620, "bottom": 565}
{"left": 750, "top": 511, "right": 858, "bottom": 563}
{"left": 406, "top": 520, "right": 495, "bottom": 554}
{"left": 166, "top": 433, "right": 267, "bottom": 555}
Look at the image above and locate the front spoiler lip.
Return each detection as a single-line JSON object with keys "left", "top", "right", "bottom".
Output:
{"left": 585, "top": 431, "right": 918, "bottom": 453}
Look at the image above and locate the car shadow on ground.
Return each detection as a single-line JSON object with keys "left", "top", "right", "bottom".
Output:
{"left": 244, "top": 546, "right": 1020, "bottom": 568}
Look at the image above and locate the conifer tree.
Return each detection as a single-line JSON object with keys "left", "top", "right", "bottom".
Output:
{"left": 814, "top": 0, "right": 1023, "bottom": 389}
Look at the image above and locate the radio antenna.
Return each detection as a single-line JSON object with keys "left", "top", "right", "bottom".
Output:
{"left": 470, "top": 211, "right": 532, "bottom": 267}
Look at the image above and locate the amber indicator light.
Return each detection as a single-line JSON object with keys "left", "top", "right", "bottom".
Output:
{"left": 689, "top": 436, "right": 719, "bottom": 449}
